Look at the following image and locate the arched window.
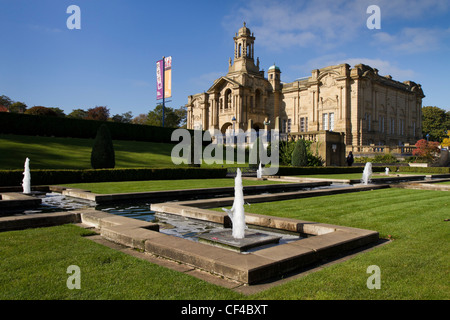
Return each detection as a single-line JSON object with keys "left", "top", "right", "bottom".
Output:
{"left": 238, "top": 44, "right": 242, "bottom": 57}
{"left": 224, "top": 89, "right": 232, "bottom": 109}
{"left": 255, "top": 89, "right": 261, "bottom": 109}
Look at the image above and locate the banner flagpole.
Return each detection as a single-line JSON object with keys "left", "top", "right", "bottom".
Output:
{"left": 162, "top": 56, "right": 165, "bottom": 128}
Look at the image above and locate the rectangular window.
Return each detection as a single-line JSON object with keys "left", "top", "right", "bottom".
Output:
{"left": 300, "top": 117, "right": 305, "bottom": 132}
{"left": 322, "top": 113, "right": 328, "bottom": 130}
{"left": 305, "top": 117, "right": 308, "bottom": 132}
{"left": 379, "top": 116, "right": 385, "bottom": 133}
{"left": 282, "top": 119, "right": 287, "bottom": 133}
{"left": 329, "top": 112, "right": 335, "bottom": 131}
{"left": 391, "top": 118, "right": 395, "bottom": 134}
{"left": 287, "top": 118, "right": 291, "bottom": 133}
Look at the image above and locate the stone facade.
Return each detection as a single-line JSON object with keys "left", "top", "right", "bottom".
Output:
{"left": 186, "top": 23, "right": 425, "bottom": 153}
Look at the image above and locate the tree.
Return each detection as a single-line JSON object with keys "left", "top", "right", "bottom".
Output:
{"left": 422, "top": 106, "right": 449, "bottom": 142}
{"left": 0, "top": 95, "right": 13, "bottom": 109}
{"left": 291, "top": 139, "right": 308, "bottom": 166}
{"left": 249, "top": 137, "right": 266, "bottom": 168}
{"left": 412, "top": 139, "right": 440, "bottom": 162}
{"left": 24, "top": 106, "right": 57, "bottom": 116}
{"left": 86, "top": 106, "right": 110, "bottom": 121}
{"left": 68, "top": 108, "right": 88, "bottom": 119}
{"left": 131, "top": 113, "right": 148, "bottom": 125}
{"left": 9, "top": 102, "right": 27, "bottom": 113}
{"left": 111, "top": 111, "right": 133, "bottom": 123}
{"left": 91, "top": 124, "right": 115, "bottom": 169}
{"left": 147, "top": 105, "right": 186, "bottom": 128}
{"left": 48, "top": 107, "right": 66, "bottom": 117}
{"left": 442, "top": 131, "right": 450, "bottom": 148}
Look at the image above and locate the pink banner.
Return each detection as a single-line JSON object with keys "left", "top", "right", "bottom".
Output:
{"left": 156, "top": 59, "right": 164, "bottom": 100}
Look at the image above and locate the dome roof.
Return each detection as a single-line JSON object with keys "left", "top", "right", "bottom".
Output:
{"left": 268, "top": 64, "right": 280, "bottom": 72}
{"left": 238, "top": 22, "right": 251, "bottom": 36}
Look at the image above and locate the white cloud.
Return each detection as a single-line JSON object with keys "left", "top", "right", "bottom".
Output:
{"left": 223, "top": 0, "right": 365, "bottom": 51}
{"left": 222, "top": 0, "right": 450, "bottom": 52}
{"left": 29, "top": 24, "right": 63, "bottom": 34}
{"left": 289, "top": 55, "right": 416, "bottom": 81}
{"left": 373, "top": 27, "right": 450, "bottom": 53}
{"left": 339, "top": 58, "right": 416, "bottom": 80}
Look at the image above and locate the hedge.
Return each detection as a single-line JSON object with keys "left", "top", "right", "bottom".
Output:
{"left": 0, "top": 168, "right": 228, "bottom": 187}
{"left": 0, "top": 112, "right": 190, "bottom": 143}
{"left": 274, "top": 166, "right": 389, "bottom": 176}
{"left": 397, "top": 166, "right": 450, "bottom": 174}
{"left": 274, "top": 166, "right": 450, "bottom": 176}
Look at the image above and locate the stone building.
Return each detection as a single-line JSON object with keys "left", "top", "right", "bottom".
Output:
{"left": 185, "top": 23, "right": 425, "bottom": 162}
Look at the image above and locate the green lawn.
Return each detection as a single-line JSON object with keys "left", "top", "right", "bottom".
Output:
{"left": 237, "top": 188, "right": 450, "bottom": 299}
{"left": 0, "top": 134, "right": 248, "bottom": 170}
{"left": 0, "top": 134, "right": 177, "bottom": 169}
{"left": 0, "top": 188, "right": 448, "bottom": 299}
{"left": 62, "top": 178, "right": 290, "bottom": 194}
{"left": 0, "top": 225, "right": 242, "bottom": 299}
{"left": 293, "top": 173, "right": 385, "bottom": 180}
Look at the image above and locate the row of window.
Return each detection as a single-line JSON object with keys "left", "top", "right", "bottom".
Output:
{"left": 281, "top": 113, "right": 417, "bottom": 136}
{"left": 282, "top": 113, "right": 335, "bottom": 133}
{"left": 375, "top": 115, "right": 416, "bottom": 136}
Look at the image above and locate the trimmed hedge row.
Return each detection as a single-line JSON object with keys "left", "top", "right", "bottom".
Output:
{"left": 0, "top": 168, "right": 228, "bottom": 187}
{"left": 275, "top": 166, "right": 389, "bottom": 176}
{"left": 275, "top": 165, "right": 450, "bottom": 176}
{"left": 397, "top": 166, "right": 450, "bottom": 174}
{"left": 0, "top": 112, "right": 185, "bottom": 143}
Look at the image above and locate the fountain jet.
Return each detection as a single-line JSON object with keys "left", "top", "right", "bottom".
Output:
{"left": 22, "top": 157, "right": 31, "bottom": 194}
{"left": 257, "top": 162, "right": 263, "bottom": 179}
{"left": 222, "top": 168, "right": 247, "bottom": 239}
{"left": 361, "top": 162, "right": 373, "bottom": 185}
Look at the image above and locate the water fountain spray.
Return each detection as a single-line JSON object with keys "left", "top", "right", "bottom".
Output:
{"left": 22, "top": 158, "right": 31, "bottom": 194}
{"left": 222, "top": 168, "right": 247, "bottom": 239}
{"left": 361, "top": 162, "right": 373, "bottom": 185}
{"left": 257, "top": 162, "right": 263, "bottom": 179}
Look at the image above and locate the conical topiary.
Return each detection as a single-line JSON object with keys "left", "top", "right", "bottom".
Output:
{"left": 91, "top": 124, "right": 115, "bottom": 169}
{"left": 249, "top": 137, "right": 265, "bottom": 168}
{"left": 291, "top": 139, "right": 307, "bottom": 167}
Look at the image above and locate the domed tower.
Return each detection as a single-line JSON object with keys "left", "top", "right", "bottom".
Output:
{"left": 267, "top": 64, "right": 281, "bottom": 91}
{"left": 228, "top": 22, "right": 260, "bottom": 76}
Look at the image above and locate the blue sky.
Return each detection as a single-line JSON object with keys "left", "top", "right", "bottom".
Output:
{"left": 1, "top": 0, "right": 449, "bottom": 118}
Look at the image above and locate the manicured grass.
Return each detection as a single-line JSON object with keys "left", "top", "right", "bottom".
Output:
{"left": 437, "top": 181, "right": 450, "bottom": 185}
{"left": 0, "top": 134, "right": 178, "bottom": 169}
{"left": 225, "top": 188, "right": 449, "bottom": 299}
{"left": 1, "top": 188, "right": 448, "bottom": 300}
{"left": 62, "top": 178, "right": 290, "bottom": 194}
{"left": 0, "top": 225, "right": 242, "bottom": 299}
{"left": 293, "top": 173, "right": 386, "bottom": 180}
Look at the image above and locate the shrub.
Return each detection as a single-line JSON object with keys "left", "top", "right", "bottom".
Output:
{"left": 412, "top": 139, "right": 440, "bottom": 162}
{"left": 249, "top": 137, "right": 265, "bottom": 168}
{"left": 24, "top": 106, "right": 57, "bottom": 117}
{"left": 91, "top": 124, "right": 115, "bottom": 169}
{"left": 291, "top": 139, "right": 307, "bottom": 167}
{"left": 0, "top": 168, "right": 228, "bottom": 186}
{"left": 373, "top": 153, "right": 399, "bottom": 163}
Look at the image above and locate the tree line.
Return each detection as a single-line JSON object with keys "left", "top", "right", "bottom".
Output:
{"left": 1, "top": 94, "right": 447, "bottom": 136}
{"left": 0, "top": 95, "right": 186, "bottom": 128}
